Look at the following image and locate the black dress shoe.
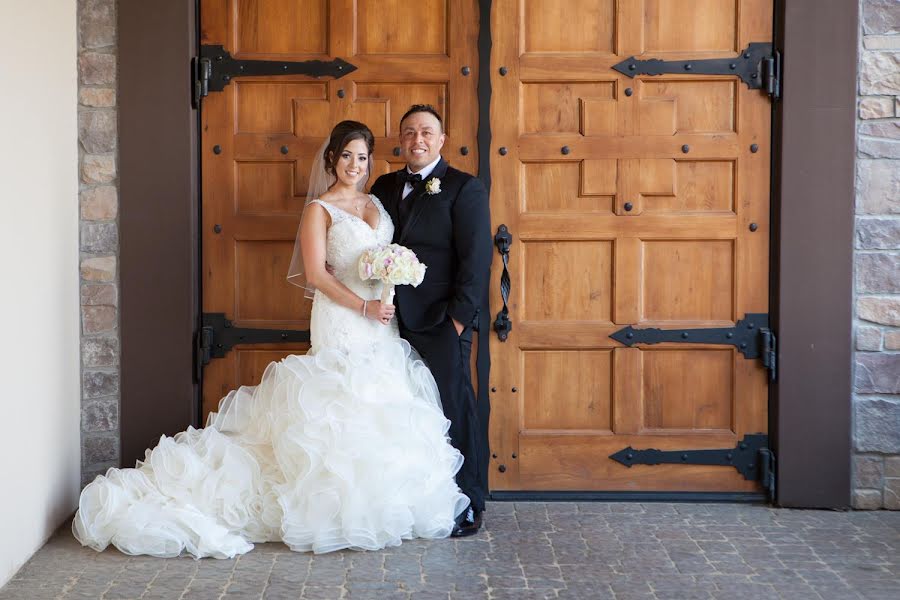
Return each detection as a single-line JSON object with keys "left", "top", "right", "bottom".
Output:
{"left": 451, "top": 507, "right": 483, "bottom": 538}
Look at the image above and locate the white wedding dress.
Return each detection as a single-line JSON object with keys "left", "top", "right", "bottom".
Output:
{"left": 73, "top": 195, "right": 469, "bottom": 558}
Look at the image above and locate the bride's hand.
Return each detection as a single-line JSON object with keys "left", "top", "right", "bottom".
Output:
{"left": 365, "top": 300, "right": 395, "bottom": 325}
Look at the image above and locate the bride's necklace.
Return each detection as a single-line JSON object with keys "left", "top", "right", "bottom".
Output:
{"left": 352, "top": 197, "right": 368, "bottom": 214}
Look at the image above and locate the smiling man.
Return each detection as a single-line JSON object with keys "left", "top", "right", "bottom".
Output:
{"left": 370, "top": 104, "right": 492, "bottom": 537}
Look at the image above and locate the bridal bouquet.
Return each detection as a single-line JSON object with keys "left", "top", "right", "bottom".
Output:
{"left": 358, "top": 244, "right": 427, "bottom": 304}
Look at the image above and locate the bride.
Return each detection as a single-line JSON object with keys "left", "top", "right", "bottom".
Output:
{"left": 72, "top": 120, "right": 469, "bottom": 558}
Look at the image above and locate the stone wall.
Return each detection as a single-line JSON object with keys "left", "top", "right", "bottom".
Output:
{"left": 78, "top": 0, "right": 120, "bottom": 486}
{"left": 853, "top": 0, "right": 900, "bottom": 509}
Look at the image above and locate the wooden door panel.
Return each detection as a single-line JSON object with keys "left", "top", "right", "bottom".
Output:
{"left": 522, "top": 0, "right": 616, "bottom": 54}
{"left": 522, "top": 350, "right": 614, "bottom": 432}
{"left": 643, "top": 0, "right": 738, "bottom": 53}
{"left": 490, "top": 0, "right": 772, "bottom": 492}
{"left": 522, "top": 161, "right": 617, "bottom": 213}
{"left": 641, "top": 349, "right": 734, "bottom": 431}
{"left": 518, "top": 435, "right": 760, "bottom": 491}
{"left": 235, "top": 0, "right": 329, "bottom": 55}
{"left": 201, "top": 0, "right": 479, "bottom": 416}
{"left": 356, "top": 0, "right": 448, "bottom": 55}
{"left": 522, "top": 241, "right": 613, "bottom": 322}
{"left": 641, "top": 240, "right": 735, "bottom": 321}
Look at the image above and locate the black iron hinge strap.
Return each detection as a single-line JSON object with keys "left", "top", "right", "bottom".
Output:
{"left": 609, "top": 434, "right": 775, "bottom": 502}
{"left": 610, "top": 313, "right": 777, "bottom": 381}
{"left": 196, "top": 313, "right": 310, "bottom": 377}
{"left": 192, "top": 45, "right": 357, "bottom": 107}
{"left": 610, "top": 434, "right": 769, "bottom": 481}
{"left": 613, "top": 42, "right": 781, "bottom": 99}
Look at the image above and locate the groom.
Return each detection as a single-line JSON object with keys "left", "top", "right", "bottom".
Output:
{"left": 371, "top": 105, "right": 492, "bottom": 537}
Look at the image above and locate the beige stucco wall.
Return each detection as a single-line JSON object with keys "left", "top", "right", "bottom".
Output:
{"left": 0, "top": 0, "right": 81, "bottom": 587}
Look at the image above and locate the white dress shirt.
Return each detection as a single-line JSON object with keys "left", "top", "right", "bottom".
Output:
{"left": 401, "top": 155, "right": 443, "bottom": 200}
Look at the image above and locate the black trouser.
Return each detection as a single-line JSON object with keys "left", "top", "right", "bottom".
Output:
{"left": 401, "top": 318, "right": 486, "bottom": 512}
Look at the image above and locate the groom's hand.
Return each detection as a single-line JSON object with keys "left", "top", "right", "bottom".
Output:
{"left": 452, "top": 318, "right": 464, "bottom": 336}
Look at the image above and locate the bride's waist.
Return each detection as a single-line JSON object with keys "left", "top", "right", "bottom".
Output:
{"left": 315, "top": 280, "right": 381, "bottom": 303}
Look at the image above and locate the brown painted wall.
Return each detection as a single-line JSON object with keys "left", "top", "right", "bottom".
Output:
{"left": 772, "top": 0, "right": 856, "bottom": 507}
{"left": 119, "top": 0, "right": 199, "bottom": 466}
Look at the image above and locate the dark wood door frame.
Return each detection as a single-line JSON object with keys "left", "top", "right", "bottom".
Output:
{"left": 118, "top": 0, "right": 855, "bottom": 508}
{"left": 118, "top": 1, "right": 199, "bottom": 464}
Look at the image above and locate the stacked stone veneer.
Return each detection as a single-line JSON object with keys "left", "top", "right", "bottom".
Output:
{"left": 853, "top": 0, "right": 900, "bottom": 509}
{"left": 78, "top": 0, "right": 119, "bottom": 486}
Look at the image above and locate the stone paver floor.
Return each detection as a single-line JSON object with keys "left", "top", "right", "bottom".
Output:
{"left": 2, "top": 503, "right": 899, "bottom": 600}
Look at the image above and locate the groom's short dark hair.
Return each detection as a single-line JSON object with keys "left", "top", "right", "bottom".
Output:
{"left": 400, "top": 104, "right": 444, "bottom": 132}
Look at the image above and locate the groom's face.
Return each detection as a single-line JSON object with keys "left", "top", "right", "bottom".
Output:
{"left": 399, "top": 111, "right": 445, "bottom": 172}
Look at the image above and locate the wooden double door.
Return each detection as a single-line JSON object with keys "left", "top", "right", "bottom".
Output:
{"left": 200, "top": 0, "right": 773, "bottom": 494}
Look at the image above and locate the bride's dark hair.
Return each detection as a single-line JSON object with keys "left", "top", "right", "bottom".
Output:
{"left": 323, "top": 120, "right": 375, "bottom": 177}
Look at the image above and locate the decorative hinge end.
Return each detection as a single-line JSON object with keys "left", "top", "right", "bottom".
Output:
{"left": 764, "top": 50, "right": 782, "bottom": 100}
{"left": 760, "top": 328, "right": 777, "bottom": 381}
{"left": 192, "top": 56, "right": 211, "bottom": 109}
{"left": 759, "top": 447, "right": 776, "bottom": 502}
{"left": 608, "top": 446, "right": 638, "bottom": 468}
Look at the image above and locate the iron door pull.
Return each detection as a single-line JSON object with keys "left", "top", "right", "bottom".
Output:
{"left": 493, "top": 225, "right": 512, "bottom": 341}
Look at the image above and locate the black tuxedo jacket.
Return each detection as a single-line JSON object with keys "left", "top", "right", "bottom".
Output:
{"left": 370, "top": 158, "right": 492, "bottom": 332}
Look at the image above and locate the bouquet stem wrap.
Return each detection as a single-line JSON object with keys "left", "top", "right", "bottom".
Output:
{"left": 380, "top": 283, "right": 395, "bottom": 305}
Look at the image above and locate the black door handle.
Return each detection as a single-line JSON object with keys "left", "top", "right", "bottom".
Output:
{"left": 493, "top": 225, "right": 513, "bottom": 341}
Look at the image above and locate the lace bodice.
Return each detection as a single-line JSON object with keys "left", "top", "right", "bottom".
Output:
{"left": 308, "top": 195, "right": 398, "bottom": 353}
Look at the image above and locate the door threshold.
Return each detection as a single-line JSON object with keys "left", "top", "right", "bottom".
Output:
{"left": 489, "top": 491, "right": 769, "bottom": 503}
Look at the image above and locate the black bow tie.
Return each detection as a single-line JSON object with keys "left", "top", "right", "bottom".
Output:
{"left": 400, "top": 171, "right": 423, "bottom": 185}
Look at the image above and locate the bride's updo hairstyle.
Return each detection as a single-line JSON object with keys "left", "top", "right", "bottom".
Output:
{"left": 323, "top": 120, "right": 375, "bottom": 177}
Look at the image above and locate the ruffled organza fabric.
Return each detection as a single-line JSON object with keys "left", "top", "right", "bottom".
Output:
{"left": 73, "top": 195, "right": 469, "bottom": 558}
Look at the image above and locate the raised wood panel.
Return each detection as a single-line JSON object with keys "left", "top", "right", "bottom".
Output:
{"left": 640, "top": 81, "right": 736, "bottom": 135}
{"left": 235, "top": 161, "right": 301, "bottom": 215}
{"left": 644, "top": 0, "right": 738, "bottom": 53}
{"left": 235, "top": 82, "right": 328, "bottom": 134}
{"left": 582, "top": 159, "right": 618, "bottom": 197}
{"left": 521, "top": 82, "right": 615, "bottom": 134}
{"left": 522, "top": 0, "right": 616, "bottom": 54}
{"left": 522, "top": 161, "right": 615, "bottom": 212}
{"left": 357, "top": 0, "right": 449, "bottom": 55}
{"left": 641, "top": 349, "right": 734, "bottom": 431}
{"left": 235, "top": 240, "right": 310, "bottom": 321}
{"left": 294, "top": 100, "right": 335, "bottom": 138}
{"left": 522, "top": 241, "right": 613, "bottom": 321}
{"left": 523, "top": 350, "right": 613, "bottom": 431}
{"left": 642, "top": 240, "right": 734, "bottom": 321}
{"left": 642, "top": 160, "right": 735, "bottom": 213}
{"left": 235, "top": 0, "right": 328, "bottom": 55}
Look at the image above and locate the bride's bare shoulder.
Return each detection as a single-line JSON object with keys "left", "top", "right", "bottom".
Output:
{"left": 317, "top": 189, "right": 339, "bottom": 203}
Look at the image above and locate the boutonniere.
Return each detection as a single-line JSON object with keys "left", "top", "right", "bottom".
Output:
{"left": 425, "top": 177, "right": 442, "bottom": 195}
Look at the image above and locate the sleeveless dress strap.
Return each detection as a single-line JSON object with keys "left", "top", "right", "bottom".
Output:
{"left": 308, "top": 199, "right": 349, "bottom": 225}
